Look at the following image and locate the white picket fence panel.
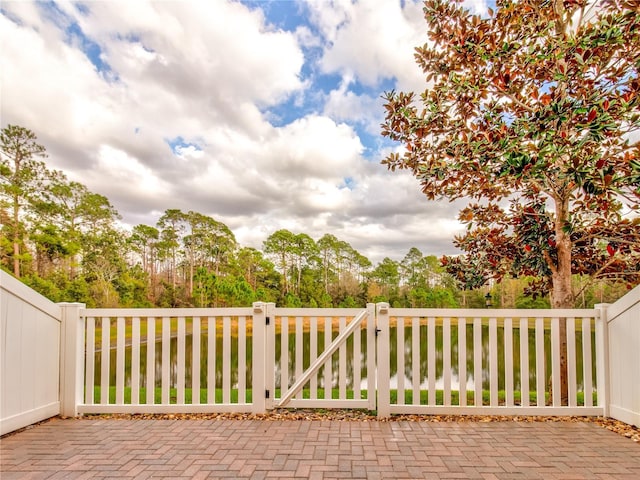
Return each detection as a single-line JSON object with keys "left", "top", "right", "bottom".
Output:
{"left": 79, "top": 307, "right": 256, "bottom": 414}
{"left": 375, "top": 304, "right": 604, "bottom": 416}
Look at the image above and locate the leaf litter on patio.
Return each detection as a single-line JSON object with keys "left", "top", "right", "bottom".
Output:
{"left": 74, "top": 409, "right": 639, "bottom": 443}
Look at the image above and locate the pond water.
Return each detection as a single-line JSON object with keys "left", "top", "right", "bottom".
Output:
{"left": 92, "top": 322, "right": 597, "bottom": 393}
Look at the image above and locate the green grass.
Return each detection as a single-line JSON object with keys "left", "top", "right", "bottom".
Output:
{"left": 389, "top": 389, "right": 597, "bottom": 406}
{"left": 90, "top": 387, "right": 369, "bottom": 404}
{"left": 89, "top": 387, "right": 596, "bottom": 406}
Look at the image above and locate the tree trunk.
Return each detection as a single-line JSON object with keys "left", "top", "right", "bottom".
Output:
{"left": 12, "top": 198, "right": 20, "bottom": 278}
{"left": 551, "top": 196, "right": 574, "bottom": 405}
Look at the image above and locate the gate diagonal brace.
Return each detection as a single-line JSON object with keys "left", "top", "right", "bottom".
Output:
{"left": 277, "top": 309, "right": 369, "bottom": 408}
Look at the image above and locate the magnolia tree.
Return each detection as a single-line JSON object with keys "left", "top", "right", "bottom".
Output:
{"left": 382, "top": 0, "right": 640, "bottom": 310}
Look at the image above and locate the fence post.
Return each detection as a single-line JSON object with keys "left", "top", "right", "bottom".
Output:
{"left": 252, "top": 302, "right": 267, "bottom": 414}
{"left": 264, "top": 303, "right": 275, "bottom": 410}
{"left": 366, "top": 303, "right": 377, "bottom": 411}
{"left": 58, "top": 303, "right": 86, "bottom": 417}
{"left": 595, "top": 303, "right": 610, "bottom": 417}
{"left": 376, "top": 302, "right": 390, "bottom": 418}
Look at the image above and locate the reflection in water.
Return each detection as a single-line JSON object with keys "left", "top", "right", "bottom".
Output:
{"left": 92, "top": 320, "right": 596, "bottom": 395}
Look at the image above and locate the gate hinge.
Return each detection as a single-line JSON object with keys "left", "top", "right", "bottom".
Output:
{"left": 265, "top": 389, "right": 270, "bottom": 399}
{"left": 266, "top": 316, "right": 270, "bottom": 325}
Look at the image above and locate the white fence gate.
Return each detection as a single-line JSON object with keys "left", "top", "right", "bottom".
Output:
{"left": 266, "top": 305, "right": 376, "bottom": 410}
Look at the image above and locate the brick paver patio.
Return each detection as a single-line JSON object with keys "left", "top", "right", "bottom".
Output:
{"left": 1, "top": 417, "right": 639, "bottom": 479}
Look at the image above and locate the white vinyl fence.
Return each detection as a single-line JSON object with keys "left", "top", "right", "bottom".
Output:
{"left": 1, "top": 271, "right": 61, "bottom": 435}
{"left": 603, "top": 285, "right": 640, "bottom": 427}
{"left": 2, "top": 271, "right": 639, "bottom": 435}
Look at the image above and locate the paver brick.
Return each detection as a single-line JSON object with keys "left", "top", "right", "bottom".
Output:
{"left": 1, "top": 418, "right": 639, "bottom": 479}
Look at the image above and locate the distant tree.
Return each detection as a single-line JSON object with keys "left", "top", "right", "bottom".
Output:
{"left": 0, "top": 125, "right": 48, "bottom": 277}
{"left": 400, "top": 247, "right": 424, "bottom": 287}
{"left": 317, "top": 234, "right": 340, "bottom": 293}
{"left": 232, "top": 246, "right": 281, "bottom": 300}
{"left": 157, "top": 209, "right": 186, "bottom": 290}
{"left": 368, "top": 257, "right": 400, "bottom": 302}
{"left": 263, "top": 229, "right": 297, "bottom": 295}
{"left": 129, "top": 224, "right": 160, "bottom": 299}
{"left": 291, "top": 233, "right": 318, "bottom": 294}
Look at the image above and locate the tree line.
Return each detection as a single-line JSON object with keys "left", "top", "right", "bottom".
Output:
{"left": 1, "top": 124, "right": 631, "bottom": 309}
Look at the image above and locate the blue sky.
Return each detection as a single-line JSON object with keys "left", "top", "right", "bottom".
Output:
{"left": 1, "top": 0, "right": 489, "bottom": 263}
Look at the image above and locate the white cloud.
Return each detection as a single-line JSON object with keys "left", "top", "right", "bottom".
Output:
{"left": 0, "top": 0, "right": 467, "bottom": 265}
{"left": 306, "top": 0, "right": 426, "bottom": 92}
{"left": 267, "top": 115, "right": 363, "bottom": 177}
{"left": 323, "top": 77, "right": 383, "bottom": 136}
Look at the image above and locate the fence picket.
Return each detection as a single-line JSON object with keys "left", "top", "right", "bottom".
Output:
{"left": 162, "top": 317, "right": 170, "bottom": 405}
{"left": 207, "top": 317, "right": 215, "bottom": 404}
{"left": 324, "top": 317, "right": 331, "bottom": 399}
{"left": 489, "top": 317, "right": 498, "bottom": 406}
{"left": 131, "top": 317, "right": 140, "bottom": 405}
{"left": 100, "top": 317, "right": 110, "bottom": 405}
{"left": 339, "top": 317, "right": 347, "bottom": 400}
{"left": 367, "top": 304, "right": 376, "bottom": 411}
{"left": 412, "top": 317, "right": 420, "bottom": 406}
{"left": 428, "top": 317, "right": 436, "bottom": 405}
{"left": 567, "top": 318, "right": 577, "bottom": 407}
{"left": 146, "top": 318, "right": 155, "bottom": 404}
{"left": 582, "top": 317, "right": 593, "bottom": 407}
{"left": 551, "top": 317, "right": 561, "bottom": 407}
{"left": 353, "top": 322, "right": 361, "bottom": 400}
{"left": 535, "top": 317, "right": 545, "bottom": 406}
{"left": 177, "top": 316, "right": 186, "bottom": 404}
{"left": 473, "top": 317, "right": 482, "bottom": 406}
{"left": 296, "top": 316, "right": 303, "bottom": 400}
{"left": 238, "top": 315, "right": 246, "bottom": 403}
{"left": 281, "top": 317, "right": 289, "bottom": 396}
{"left": 223, "top": 316, "right": 231, "bottom": 404}
{"left": 520, "top": 318, "right": 529, "bottom": 407}
{"left": 504, "top": 318, "right": 513, "bottom": 407}
{"left": 397, "top": 316, "right": 405, "bottom": 405}
{"left": 443, "top": 317, "right": 451, "bottom": 406}
{"left": 192, "top": 317, "right": 200, "bottom": 405}
{"left": 116, "top": 317, "right": 125, "bottom": 405}
{"left": 310, "top": 317, "right": 318, "bottom": 398}
{"left": 458, "top": 318, "right": 466, "bottom": 407}
{"left": 85, "top": 317, "right": 95, "bottom": 405}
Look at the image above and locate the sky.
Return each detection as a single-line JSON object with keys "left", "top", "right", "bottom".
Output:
{"left": 1, "top": 0, "right": 490, "bottom": 265}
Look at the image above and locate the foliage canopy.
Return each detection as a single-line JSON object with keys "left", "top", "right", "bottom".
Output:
{"left": 381, "top": 0, "right": 640, "bottom": 307}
